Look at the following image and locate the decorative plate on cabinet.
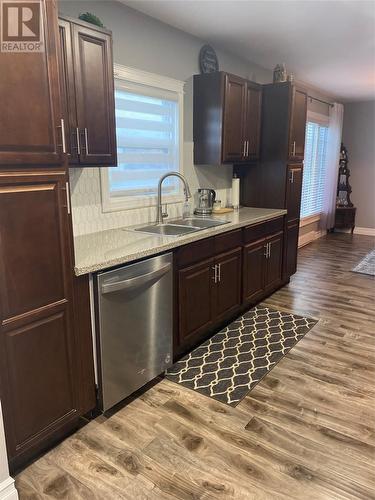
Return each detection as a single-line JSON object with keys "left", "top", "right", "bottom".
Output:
{"left": 199, "top": 44, "right": 219, "bottom": 73}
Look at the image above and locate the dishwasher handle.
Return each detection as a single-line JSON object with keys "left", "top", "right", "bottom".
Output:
{"left": 101, "top": 262, "right": 171, "bottom": 295}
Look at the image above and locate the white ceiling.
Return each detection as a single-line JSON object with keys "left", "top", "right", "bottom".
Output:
{"left": 122, "top": 0, "right": 375, "bottom": 101}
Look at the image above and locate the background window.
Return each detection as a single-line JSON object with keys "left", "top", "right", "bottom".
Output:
{"left": 300, "top": 121, "right": 329, "bottom": 218}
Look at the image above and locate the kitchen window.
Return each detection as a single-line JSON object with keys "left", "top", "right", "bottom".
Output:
{"left": 101, "top": 65, "right": 184, "bottom": 212}
{"left": 300, "top": 114, "right": 329, "bottom": 219}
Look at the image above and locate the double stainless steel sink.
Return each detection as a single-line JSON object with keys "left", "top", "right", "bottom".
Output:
{"left": 134, "top": 217, "right": 229, "bottom": 237}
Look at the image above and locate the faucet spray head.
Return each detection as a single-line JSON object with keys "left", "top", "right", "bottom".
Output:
{"left": 184, "top": 185, "right": 192, "bottom": 200}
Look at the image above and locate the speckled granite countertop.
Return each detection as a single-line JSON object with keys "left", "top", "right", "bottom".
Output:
{"left": 73, "top": 207, "right": 287, "bottom": 275}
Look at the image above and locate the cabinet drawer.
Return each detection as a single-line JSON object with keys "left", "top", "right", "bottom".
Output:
{"left": 176, "top": 237, "right": 214, "bottom": 268}
{"left": 265, "top": 217, "right": 284, "bottom": 235}
{"left": 243, "top": 216, "right": 284, "bottom": 243}
{"left": 214, "top": 229, "right": 242, "bottom": 254}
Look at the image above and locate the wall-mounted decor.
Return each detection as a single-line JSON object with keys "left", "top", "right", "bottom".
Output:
{"left": 199, "top": 44, "right": 219, "bottom": 73}
{"left": 78, "top": 12, "right": 104, "bottom": 27}
{"left": 273, "top": 63, "right": 287, "bottom": 83}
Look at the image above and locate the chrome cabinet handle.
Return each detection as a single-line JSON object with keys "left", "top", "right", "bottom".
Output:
{"left": 212, "top": 265, "right": 217, "bottom": 283}
{"left": 246, "top": 140, "right": 249, "bottom": 157}
{"left": 84, "top": 127, "right": 89, "bottom": 154}
{"left": 264, "top": 243, "right": 271, "bottom": 259}
{"left": 76, "top": 128, "right": 81, "bottom": 155}
{"left": 243, "top": 141, "right": 246, "bottom": 157}
{"left": 292, "top": 140, "right": 296, "bottom": 157}
{"left": 217, "top": 263, "right": 221, "bottom": 282}
{"left": 289, "top": 170, "right": 294, "bottom": 183}
{"left": 65, "top": 181, "right": 71, "bottom": 214}
{"left": 60, "top": 118, "right": 66, "bottom": 153}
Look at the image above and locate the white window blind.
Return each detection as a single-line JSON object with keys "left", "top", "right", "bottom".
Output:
{"left": 101, "top": 69, "right": 184, "bottom": 212}
{"left": 300, "top": 121, "right": 329, "bottom": 219}
{"left": 110, "top": 84, "right": 179, "bottom": 198}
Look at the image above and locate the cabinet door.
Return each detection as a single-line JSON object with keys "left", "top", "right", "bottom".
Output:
{"left": 243, "top": 239, "right": 266, "bottom": 303}
{"left": 265, "top": 232, "right": 283, "bottom": 291}
{"left": 58, "top": 18, "right": 79, "bottom": 164}
{"left": 284, "top": 221, "right": 300, "bottom": 278}
{"left": 72, "top": 23, "right": 117, "bottom": 165}
{"left": 244, "top": 83, "right": 262, "bottom": 160}
{"left": 0, "top": 170, "right": 79, "bottom": 468}
{"left": 286, "top": 164, "right": 303, "bottom": 222}
{"left": 178, "top": 259, "right": 215, "bottom": 344}
{"left": 0, "top": 0, "right": 63, "bottom": 166}
{"left": 289, "top": 89, "right": 307, "bottom": 161}
{"left": 222, "top": 74, "right": 246, "bottom": 163}
{"left": 214, "top": 248, "right": 242, "bottom": 322}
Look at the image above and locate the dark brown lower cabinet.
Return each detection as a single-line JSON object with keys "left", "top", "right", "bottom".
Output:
{"left": 243, "top": 231, "right": 283, "bottom": 304}
{"left": 284, "top": 221, "right": 300, "bottom": 278}
{"left": 177, "top": 231, "right": 242, "bottom": 346}
{"left": 0, "top": 169, "right": 93, "bottom": 470}
{"left": 214, "top": 248, "right": 242, "bottom": 323}
{"left": 243, "top": 239, "right": 266, "bottom": 303}
{"left": 177, "top": 243, "right": 242, "bottom": 349}
{"left": 265, "top": 232, "right": 284, "bottom": 291}
{"left": 177, "top": 222, "right": 285, "bottom": 353}
{"left": 178, "top": 258, "right": 215, "bottom": 344}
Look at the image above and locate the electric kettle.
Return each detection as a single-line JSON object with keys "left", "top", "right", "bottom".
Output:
{"left": 194, "top": 188, "right": 216, "bottom": 216}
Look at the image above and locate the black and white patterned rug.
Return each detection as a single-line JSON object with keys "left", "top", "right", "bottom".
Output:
{"left": 352, "top": 249, "right": 375, "bottom": 276}
{"left": 166, "top": 306, "right": 318, "bottom": 406}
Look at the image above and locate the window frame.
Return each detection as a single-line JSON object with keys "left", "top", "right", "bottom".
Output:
{"left": 300, "top": 111, "right": 330, "bottom": 222}
{"left": 101, "top": 64, "right": 185, "bottom": 213}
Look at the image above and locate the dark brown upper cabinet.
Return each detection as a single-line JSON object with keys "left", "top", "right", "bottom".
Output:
{"left": 259, "top": 82, "right": 308, "bottom": 164}
{"left": 222, "top": 75, "right": 247, "bottom": 162}
{"left": 289, "top": 88, "right": 308, "bottom": 161}
{"left": 245, "top": 82, "right": 262, "bottom": 160}
{"left": 193, "top": 72, "right": 262, "bottom": 165}
{"left": 58, "top": 16, "right": 117, "bottom": 167}
{"left": 0, "top": 0, "right": 64, "bottom": 167}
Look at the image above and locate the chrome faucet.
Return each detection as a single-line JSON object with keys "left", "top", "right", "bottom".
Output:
{"left": 156, "top": 172, "right": 192, "bottom": 224}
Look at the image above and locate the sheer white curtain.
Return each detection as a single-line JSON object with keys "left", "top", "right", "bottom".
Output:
{"left": 320, "top": 103, "right": 344, "bottom": 230}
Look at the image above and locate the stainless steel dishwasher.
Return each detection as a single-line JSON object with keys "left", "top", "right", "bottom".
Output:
{"left": 96, "top": 253, "right": 173, "bottom": 412}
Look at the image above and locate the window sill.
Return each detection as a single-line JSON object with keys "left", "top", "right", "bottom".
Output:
{"left": 300, "top": 213, "right": 321, "bottom": 228}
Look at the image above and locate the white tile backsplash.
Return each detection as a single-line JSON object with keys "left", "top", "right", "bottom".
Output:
{"left": 69, "top": 167, "right": 231, "bottom": 236}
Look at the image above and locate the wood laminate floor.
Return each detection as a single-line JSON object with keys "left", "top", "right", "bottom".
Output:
{"left": 16, "top": 234, "right": 375, "bottom": 499}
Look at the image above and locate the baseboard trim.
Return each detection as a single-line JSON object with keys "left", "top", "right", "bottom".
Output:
{"left": 0, "top": 477, "right": 18, "bottom": 500}
{"left": 353, "top": 227, "right": 375, "bottom": 236}
{"left": 298, "top": 229, "right": 325, "bottom": 248}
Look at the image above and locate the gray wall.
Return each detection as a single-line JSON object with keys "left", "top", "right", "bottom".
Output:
{"left": 342, "top": 101, "right": 375, "bottom": 229}
{"left": 60, "top": 0, "right": 272, "bottom": 199}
